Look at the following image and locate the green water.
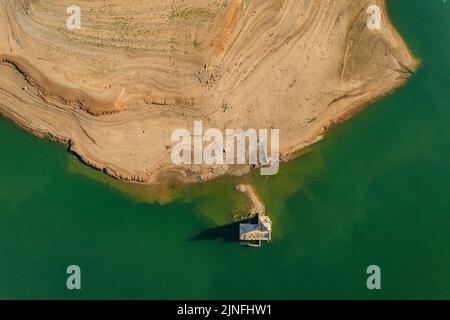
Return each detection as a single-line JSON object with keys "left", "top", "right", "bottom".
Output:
{"left": 0, "top": 0, "right": 449, "bottom": 299}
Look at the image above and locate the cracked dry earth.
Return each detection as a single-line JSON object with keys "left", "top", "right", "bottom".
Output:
{"left": 0, "top": 0, "right": 417, "bottom": 184}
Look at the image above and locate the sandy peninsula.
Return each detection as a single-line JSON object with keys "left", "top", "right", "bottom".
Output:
{"left": 0, "top": 0, "right": 417, "bottom": 184}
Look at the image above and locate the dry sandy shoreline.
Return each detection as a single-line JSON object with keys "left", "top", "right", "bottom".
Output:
{"left": 0, "top": 0, "right": 417, "bottom": 184}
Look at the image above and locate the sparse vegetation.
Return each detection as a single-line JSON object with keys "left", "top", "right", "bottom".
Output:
{"left": 168, "top": 7, "right": 216, "bottom": 22}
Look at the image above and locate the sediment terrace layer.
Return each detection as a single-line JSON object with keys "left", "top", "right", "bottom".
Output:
{"left": 0, "top": 0, "right": 417, "bottom": 183}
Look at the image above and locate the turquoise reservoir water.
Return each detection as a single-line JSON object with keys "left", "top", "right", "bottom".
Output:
{"left": 0, "top": 0, "right": 448, "bottom": 299}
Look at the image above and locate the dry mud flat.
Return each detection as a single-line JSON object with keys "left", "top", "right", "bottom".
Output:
{"left": 0, "top": 0, "right": 417, "bottom": 184}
